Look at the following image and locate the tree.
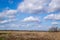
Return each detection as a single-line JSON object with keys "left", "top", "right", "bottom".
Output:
{"left": 48, "top": 27, "right": 58, "bottom": 32}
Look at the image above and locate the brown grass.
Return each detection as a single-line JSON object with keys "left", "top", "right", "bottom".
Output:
{"left": 0, "top": 31, "right": 60, "bottom": 40}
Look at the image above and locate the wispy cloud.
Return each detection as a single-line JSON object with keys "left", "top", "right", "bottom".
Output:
{"left": 51, "top": 22, "right": 58, "bottom": 25}
{"left": 44, "top": 14, "right": 60, "bottom": 20}
{"left": 48, "top": 0, "right": 60, "bottom": 12}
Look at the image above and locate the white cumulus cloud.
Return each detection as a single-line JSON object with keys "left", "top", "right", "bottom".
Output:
{"left": 18, "top": 0, "right": 50, "bottom": 13}
{"left": 22, "top": 16, "right": 40, "bottom": 22}
{"left": 17, "top": 0, "right": 60, "bottom": 13}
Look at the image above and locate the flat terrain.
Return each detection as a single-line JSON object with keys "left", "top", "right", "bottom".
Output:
{"left": 0, "top": 31, "right": 60, "bottom": 40}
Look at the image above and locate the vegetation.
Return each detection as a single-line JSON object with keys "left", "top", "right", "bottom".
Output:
{"left": 48, "top": 27, "right": 60, "bottom": 32}
{"left": 0, "top": 31, "right": 60, "bottom": 40}
{"left": 0, "top": 26, "right": 60, "bottom": 40}
{"left": 48, "top": 27, "right": 58, "bottom": 32}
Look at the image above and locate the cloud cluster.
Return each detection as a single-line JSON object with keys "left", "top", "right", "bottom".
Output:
{"left": 0, "top": 9, "right": 41, "bottom": 29}
{"left": 18, "top": 0, "right": 50, "bottom": 13}
{"left": 18, "top": 0, "right": 60, "bottom": 13}
{"left": 0, "top": 9, "right": 17, "bottom": 24}
{"left": 0, "top": 0, "right": 60, "bottom": 30}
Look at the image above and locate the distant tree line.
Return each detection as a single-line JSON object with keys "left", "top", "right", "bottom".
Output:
{"left": 48, "top": 27, "right": 60, "bottom": 32}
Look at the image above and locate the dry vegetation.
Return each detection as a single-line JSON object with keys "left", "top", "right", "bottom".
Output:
{"left": 0, "top": 31, "right": 60, "bottom": 40}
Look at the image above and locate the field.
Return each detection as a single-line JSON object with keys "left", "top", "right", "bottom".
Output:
{"left": 0, "top": 31, "right": 60, "bottom": 40}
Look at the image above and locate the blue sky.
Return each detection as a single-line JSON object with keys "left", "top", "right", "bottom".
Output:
{"left": 0, "top": 0, "right": 60, "bottom": 30}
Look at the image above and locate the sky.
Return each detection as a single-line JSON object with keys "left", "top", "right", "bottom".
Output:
{"left": 0, "top": 0, "right": 60, "bottom": 30}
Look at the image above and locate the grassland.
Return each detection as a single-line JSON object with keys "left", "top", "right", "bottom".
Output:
{"left": 0, "top": 31, "right": 60, "bottom": 40}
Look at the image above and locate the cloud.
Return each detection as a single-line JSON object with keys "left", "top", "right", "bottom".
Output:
{"left": 0, "top": 19, "right": 17, "bottom": 24}
{"left": 48, "top": 0, "right": 60, "bottom": 12}
{"left": 0, "top": 20, "right": 42, "bottom": 30}
{"left": 51, "top": 22, "right": 58, "bottom": 25}
{"left": 17, "top": 0, "right": 60, "bottom": 13}
{"left": 44, "top": 14, "right": 60, "bottom": 20}
{"left": 0, "top": 0, "right": 60, "bottom": 30}
{"left": 22, "top": 16, "right": 40, "bottom": 22}
{"left": 0, "top": 20, "right": 8, "bottom": 24}
{"left": 17, "top": 0, "right": 50, "bottom": 13}
{"left": 0, "top": 9, "right": 17, "bottom": 24}
{"left": 5, "top": 10, "right": 17, "bottom": 19}
{"left": 0, "top": 10, "right": 17, "bottom": 18}
{"left": 0, "top": 23, "right": 20, "bottom": 30}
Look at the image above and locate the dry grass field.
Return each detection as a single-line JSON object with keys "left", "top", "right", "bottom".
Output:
{"left": 0, "top": 31, "right": 60, "bottom": 40}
